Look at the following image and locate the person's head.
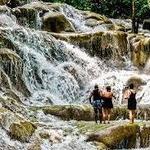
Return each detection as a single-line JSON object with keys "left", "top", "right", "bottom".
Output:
{"left": 94, "top": 84, "right": 99, "bottom": 89}
{"left": 106, "top": 86, "right": 111, "bottom": 92}
{"left": 129, "top": 83, "right": 134, "bottom": 89}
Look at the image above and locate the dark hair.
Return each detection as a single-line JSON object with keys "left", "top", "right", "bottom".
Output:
{"left": 129, "top": 83, "right": 134, "bottom": 89}
{"left": 106, "top": 86, "right": 111, "bottom": 91}
{"left": 94, "top": 84, "right": 98, "bottom": 89}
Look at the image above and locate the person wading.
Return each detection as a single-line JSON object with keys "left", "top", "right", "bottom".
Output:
{"left": 102, "top": 86, "right": 114, "bottom": 124}
{"left": 124, "top": 83, "right": 137, "bottom": 124}
{"left": 89, "top": 84, "right": 103, "bottom": 124}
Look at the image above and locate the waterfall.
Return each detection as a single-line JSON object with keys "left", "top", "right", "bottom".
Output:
{"left": 0, "top": 6, "right": 150, "bottom": 106}
{"left": 60, "top": 4, "right": 107, "bottom": 32}
{"left": 0, "top": 2, "right": 150, "bottom": 150}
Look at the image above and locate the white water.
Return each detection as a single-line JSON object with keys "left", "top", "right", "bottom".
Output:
{"left": 60, "top": 4, "right": 107, "bottom": 32}
{"left": 0, "top": 6, "right": 150, "bottom": 106}
{"left": 0, "top": 3, "right": 150, "bottom": 150}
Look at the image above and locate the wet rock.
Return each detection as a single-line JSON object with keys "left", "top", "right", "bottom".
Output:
{"left": 49, "top": 130, "right": 63, "bottom": 144}
{"left": 11, "top": 2, "right": 75, "bottom": 31}
{"left": 50, "top": 31, "right": 128, "bottom": 62}
{"left": 0, "top": 96, "right": 28, "bottom": 117}
{"left": 12, "top": 6, "right": 38, "bottom": 28}
{"left": 128, "top": 34, "right": 150, "bottom": 68}
{"left": 0, "top": 5, "right": 11, "bottom": 14}
{"left": 140, "top": 125, "right": 150, "bottom": 148}
{"left": 143, "top": 19, "right": 150, "bottom": 30}
{"left": 137, "top": 106, "right": 150, "bottom": 120}
{"left": 39, "top": 131, "right": 50, "bottom": 139}
{"left": 83, "top": 11, "right": 112, "bottom": 24}
{"left": 83, "top": 11, "right": 111, "bottom": 27}
{"left": 43, "top": 105, "right": 94, "bottom": 121}
{"left": 87, "top": 124, "right": 139, "bottom": 149}
{"left": 0, "top": 48, "right": 30, "bottom": 97}
{"left": 0, "top": 69, "right": 12, "bottom": 89}
{"left": 85, "top": 18, "right": 102, "bottom": 27}
{"left": 94, "top": 142, "right": 108, "bottom": 150}
{"left": 0, "top": 0, "right": 9, "bottom": 5}
{"left": 111, "top": 107, "right": 128, "bottom": 120}
{"left": 0, "top": 108, "right": 19, "bottom": 130}
{"left": 0, "top": 48, "right": 21, "bottom": 63}
{"left": 9, "top": 121, "right": 37, "bottom": 142}
{"left": 42, "top": 12, "right": 75, "bottom": 33}
{"left": 126, "top": 76, "right": 146, "bottom": 88}
{"left": 0, "top": 34, "right": 15, "bottom": 50}
{"left": 27, "top": 141, "right": 41, "bottom": 150}
{"left": 43, "top": 104, "right": 150, "bottom": 122}
{"left": 114, "top": 24, "right": 126, "bottom": 32}
{"left": 76, "top": 121, "right": 110, "bottom": 134}
{"left": 7, "top": 0, "right": 29, "bottom": 8}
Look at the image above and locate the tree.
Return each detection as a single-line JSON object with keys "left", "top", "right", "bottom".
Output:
{"left": 131, "top": 0, "right": 150, "bottom": 33}
{"left": 132, "top": 0, "right": 137, "bottom": 33}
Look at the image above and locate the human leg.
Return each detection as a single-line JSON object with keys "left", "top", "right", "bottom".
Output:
{"left": 94, "top": 107, "right": 98, "bottom": 123}
{"left": 107, "top": 108, "right": 111, "bottom": 123}
{"left": 98, "top": 107, "right": 103, "bottom": 123}
{"left": 131, "top": 110, "right": 135, "bottom": 123}
{"left": 102, "top": 108, "right": 107, "bottom": 124}
{"left": 129, "top": 110, "right": 132, "bottom": 123}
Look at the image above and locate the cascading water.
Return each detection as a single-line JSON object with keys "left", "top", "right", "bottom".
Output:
{"left": 0, "top": 3, "right": 150, "bottom": 106}
{"left": 60, "top": 4, "right": 107, "bottom": 32}
{"left": 0, "top": 1, "right": 150, "bottom": 150}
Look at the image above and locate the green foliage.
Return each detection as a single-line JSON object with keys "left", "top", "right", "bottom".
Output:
{"left": 43, "top": 0, "right": 91, "bottom": 10}
{"left": 43, "top": 0, "right": 150, "bottom": 20}
{"left": 135, "top": 0, "right": 150, "bottom": 19}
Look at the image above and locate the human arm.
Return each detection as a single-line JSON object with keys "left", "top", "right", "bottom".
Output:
{"left": 89, "top": 92, "right": 93, "bottom": 105}
{"left": 123, "top": 90, "right": 130, "bottom": 99}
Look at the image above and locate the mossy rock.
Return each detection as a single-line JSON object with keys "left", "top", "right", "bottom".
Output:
{"left": 0, "top": 35, "right": 16, "bottom": 50}
{"left": 140, "top": 125, "right": 150, "bottom": 148}
{"left": 50, "top": 31, "right": 127, "bottom": 62}
{"left": 111, "top": 107, "right": 128, "bottom": 120}
{"left": 87, "top": 124, "right": 139, "bottom": 149}
{"left": 50, "top": 31, "right": 103, "bottom": 57}
{"left": 6, "top": 0, "right": 29, "bottom": 8}
{"left": 42, "top": 12, "right": 75, "bottom": 33}
{"left": 12, "top": 7, "right": 37, "bottom": 28}
{"left": 94, "top": 142, "right": 108, "bottom": 150}
{"left": 9, "top": 121, "right": 37, "bottom": 142}
{"left": 129, "top": 35, "right": 150, "bottom": 68}
{"left": 0, "top": 49, "right": 31, "bottom": 97}
{"left": 39, "top": 132, "right": 50, "bottom": 139}
{"left": 83, "top": 11, "right": 112, "bottom": 24}
{"left": 0, "top": 69, "right": 12, "bottom": 89}
{"left": 126, "top": 76, "right": 146, "bottom": 88}
{"left": 114, "top": 24, "right": 126, "bottom": 32}
{"left": 76, "top": 121, "right": 111, "bottom": 134}
{"left": 0, "top": 48, "right": 21, "bottom": 63}
{"left": 0, "top": 0, "right": 9, "bottom": 5}
{"left": 43, "top": 104, "right": 94, "bottom": 121}
{"left": 27, "top": 141, "right": 41, "bottom": 150}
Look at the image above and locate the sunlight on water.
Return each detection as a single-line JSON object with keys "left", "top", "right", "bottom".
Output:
{"left": 0, "top": 3, "right": 150, "bottom": 149}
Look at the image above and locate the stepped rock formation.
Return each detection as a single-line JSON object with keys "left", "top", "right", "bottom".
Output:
{"left": 0, "top": 0, "right": 150, "bottom": 149}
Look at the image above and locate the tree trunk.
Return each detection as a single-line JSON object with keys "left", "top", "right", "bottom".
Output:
{"left": 132, "top": 0, "right": 137, "bottom": 33}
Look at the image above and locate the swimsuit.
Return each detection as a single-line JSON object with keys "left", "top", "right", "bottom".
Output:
{"left": 128, "top": 91, "right": 136, "bottom": 110}
{"left": 102, "top": 97, "right": 113, "bottom": 109}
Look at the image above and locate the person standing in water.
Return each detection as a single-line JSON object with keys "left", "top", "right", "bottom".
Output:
{"left": 102, "top": 86, "right": 114, "bottom": 124}
{"left": 89, "top": 84, "right": 103, "bottom": 124}
{"left": 124, "top": 83, "right": 137, "bottom": 124}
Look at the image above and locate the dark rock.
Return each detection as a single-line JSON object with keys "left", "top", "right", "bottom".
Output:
{"left": 143, "top": 19, "right": 150, "bottom": 30}
{"left": 42, "top": 12, "right": 75, "bottom": 33}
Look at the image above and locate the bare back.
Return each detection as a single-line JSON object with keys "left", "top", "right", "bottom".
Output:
{"left": 102, "top": 90, "right": 113, "bottom": 99}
